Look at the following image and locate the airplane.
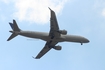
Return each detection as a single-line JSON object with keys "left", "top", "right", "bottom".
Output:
{"left": 7, "top": 7, "right": 89, "bottom": 59}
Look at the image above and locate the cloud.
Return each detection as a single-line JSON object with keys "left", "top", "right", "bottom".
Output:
{"left": 102, "top": 9, "right": 105, "bottom": 17}
{"left": 12, "top": 0, "right": 68, "bottom": 24}
{"left": 93, "top": 0, "right": 105, "bottom": 17}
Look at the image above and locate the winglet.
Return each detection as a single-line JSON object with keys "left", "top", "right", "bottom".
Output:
{"left": 32, "top": 56, "right": 36, "bottom": 59}
{"left": 48, "top": 7, "right": 52, "bottom": 11}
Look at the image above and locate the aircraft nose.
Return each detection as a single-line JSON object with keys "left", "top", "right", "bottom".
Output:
{"left": 85, "top": 38, "right": 90, "bottom": 43}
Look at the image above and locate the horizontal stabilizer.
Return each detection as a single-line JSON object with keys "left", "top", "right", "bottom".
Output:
{"left": 7, "top": 33, "right": 17, "bottom": 41}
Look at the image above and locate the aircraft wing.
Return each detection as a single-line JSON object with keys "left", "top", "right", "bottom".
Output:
{"left": 35, "top": 41, "right": 58, "bottom": 59}
{"left": 35, "top": 8, "right": 60, "bottom": 59}
{"left": 49, "top": 8, "right": 60, "bottom": 38}
{"left": 35, "top": 43, "right": 51, "bottom": 59}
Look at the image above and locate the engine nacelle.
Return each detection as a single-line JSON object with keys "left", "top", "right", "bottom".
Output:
{"left": 59, "top": 30, "right": 67, "bottom": 35}
{"left": 53, "top": 45, "right": 62, "bottom": 50}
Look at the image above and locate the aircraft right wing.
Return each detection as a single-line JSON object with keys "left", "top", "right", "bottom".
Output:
{"left": 49, "top": 7, "right": 60, "bottom": 38}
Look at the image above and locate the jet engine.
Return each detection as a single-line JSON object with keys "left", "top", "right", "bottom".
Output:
{"left": 59, "top": 30, "right": 67, "bottom": 35}
{"left": 53, "top": 45, "right": 62, "bottom": 50}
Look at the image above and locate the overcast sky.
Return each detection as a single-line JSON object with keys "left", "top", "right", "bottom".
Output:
{"left": 0, "top": 0, "right": 105, "bottom": 70}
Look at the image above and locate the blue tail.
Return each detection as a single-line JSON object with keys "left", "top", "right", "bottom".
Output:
{"left": 9, "top": 23, "right": 14, "bottom": 30}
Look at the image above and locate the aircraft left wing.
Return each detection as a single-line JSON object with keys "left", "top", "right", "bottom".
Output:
{"left": 35, "top": 40, "right": 58, "bottom": 59}
{"left": 35, "top": 42, "right": 51, "bottom": 59}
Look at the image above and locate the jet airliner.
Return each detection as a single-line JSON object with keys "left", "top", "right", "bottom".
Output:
{"left": 7, "top": 7, "right": 89, "bottom": 59}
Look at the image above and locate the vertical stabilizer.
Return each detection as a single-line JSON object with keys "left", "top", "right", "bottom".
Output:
{"left": 13, "top": 20, "right": 20, "bottom": 31}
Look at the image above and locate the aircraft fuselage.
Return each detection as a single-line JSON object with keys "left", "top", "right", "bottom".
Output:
{"left": 17, "top": 30, "right": 89, "bottom": 44}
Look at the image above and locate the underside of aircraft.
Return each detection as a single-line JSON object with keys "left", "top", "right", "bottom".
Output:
{"left": 7, "top": 7, "right": 89, "bottom": 59}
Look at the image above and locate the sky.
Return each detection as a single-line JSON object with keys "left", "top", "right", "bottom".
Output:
{"left": 0, "top": 0, "right": 105, "bottom": 70}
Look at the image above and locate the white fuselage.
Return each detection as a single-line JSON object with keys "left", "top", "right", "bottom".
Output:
{"left": 18, "top": 30, "right": 89, "bottom": 43}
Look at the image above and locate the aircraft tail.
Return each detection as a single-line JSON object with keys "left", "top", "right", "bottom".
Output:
{"left": 7, "top": 19, "right": 21, "bottom": 41}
